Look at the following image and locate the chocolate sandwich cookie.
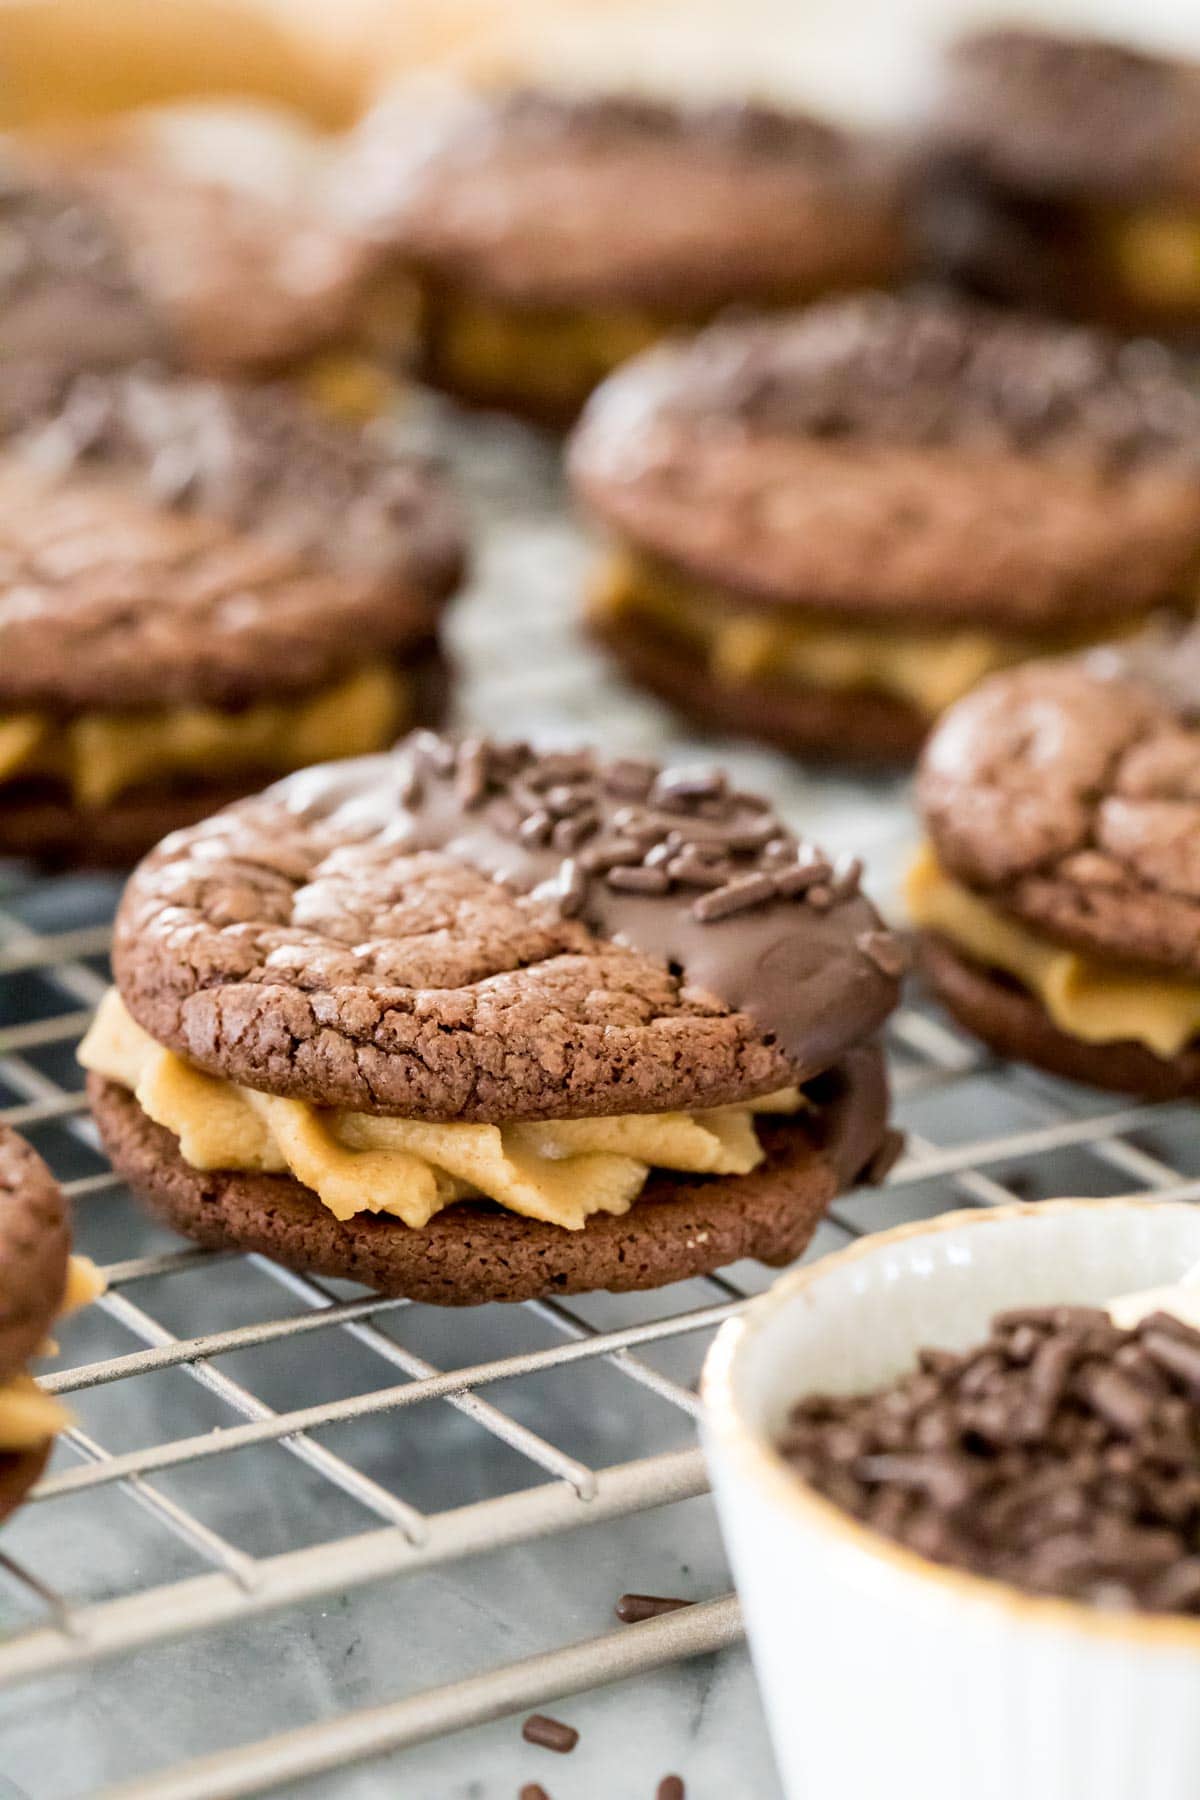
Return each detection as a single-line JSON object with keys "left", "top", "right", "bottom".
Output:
{"left": 0, "top": 363, "right": 464, "bottom": 867}
{"left": 333, "top": 86, "right": 910, "bottom": 424}
{"left": 909, "top": 623, "right": 1200, "bottom": 1096}
{"left": 82, "top": 733, "right": 902, "bottom": 1303}
{"left": 15, "top": 115, "right": 393, "bottom": 414}
{"left": 0, "top": 164, "right": 167, "bottom": 369}
{"left": 924, "top": 28, "right": 1200, "bottom": 337}
{"left": 569, "top": 293, "right": 1200, "bottom": 763}
{"left": 0, "top": 1126, "right": 101, "bottom": 1521}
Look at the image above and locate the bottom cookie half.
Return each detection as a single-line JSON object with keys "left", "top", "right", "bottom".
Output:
{"left": 0, "top": 647, "right": 450, "bottom": 870}
{"left": 89, "top": 1048, "right": 892, "bottom": 1304}
{"left": 591, "top": 610, "right": 927, "bottom": 765}
{"left": 0, "top": 1440, "right": 51, "bottom": 1526}
{"left": 919, "top": 933, "right": 1200, "bottom": 1100}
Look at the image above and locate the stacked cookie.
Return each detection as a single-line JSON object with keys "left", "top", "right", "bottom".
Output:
{"left": 910, "top": 624, "right": 1200, "bottom": 1098}
{"left": 570, "top": 293, "right": 1200, "bottom": 762}
{"left": 0, "top": 363, "right": 464, "bottom": 865}
{"left": 334, "top": 86, "right": 911, "bottom": 422}
{"left": 10, "top": 120, "right": 392, "bottom": 411}
{"left": 926, "top": 28, "right": 1200, "bottom": 338}
{"left": 0, "top": 1126, "right": 101, "bottom": 1523}
{"left": 81, "top": 733, "right": 902, "bottom": 1303}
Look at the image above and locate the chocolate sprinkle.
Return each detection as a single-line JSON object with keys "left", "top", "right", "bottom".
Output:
{"left": 779, "top": 1304, "right": 1200, "bottom": 1613}
{"left": 273, "top": 731, "right": 902, "bottom": 1080}
{"left": 615, "top": 1593, "right": 694, "bottom": 1623}
{"left": 519, "top": 1786, "right": 551, "bottom": 1800}
{"left": 657, "top": 1779, "right": 686, "bottom": 1800}
{"left": 522, "top": 1715, "right": 579, "bottom": 1755}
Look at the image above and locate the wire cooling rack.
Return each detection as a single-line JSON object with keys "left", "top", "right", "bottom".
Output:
{"left": 1, "top": 406, "right": 1199, "bottom": 1800}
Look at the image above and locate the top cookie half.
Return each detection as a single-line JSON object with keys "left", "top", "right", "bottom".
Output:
{"left": 334, "top": 85, "right": 910, "bottom": 313}
{"left": 112, "top": 733, "right": 902, "bottom": 1121}
{"left": 0, "top": 1125, "right": 71, "bottom": 1387}
{"left": 935, "top": 28, "right": 1200, "bottom": 208}
{"left": 6, "top": 121, "right": 384, "bottom": 384}
{"left": 570, "top": 292, "right": 1200, "bottom": 631}
{"left": 0, "top": 363, "right": 464, "bottom": 714}
{"left": 918, "top": 623, "right": 1200, "bottom": 976}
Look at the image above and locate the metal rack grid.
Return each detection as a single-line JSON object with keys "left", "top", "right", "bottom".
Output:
{"left": 4, "top": 882, "right": 1200, "bottom": 1799}
{"left": 0, "top": 408, "right": 1198, "bottom": 1800}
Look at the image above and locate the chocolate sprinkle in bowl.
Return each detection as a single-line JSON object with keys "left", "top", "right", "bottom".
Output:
{"left": 701, "top": 1201, "right": 1200, "bottom": 1800}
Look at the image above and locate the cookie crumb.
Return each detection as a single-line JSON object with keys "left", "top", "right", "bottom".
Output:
{"left": 615, "top": 1593, "right": 693, "bottom": 1623}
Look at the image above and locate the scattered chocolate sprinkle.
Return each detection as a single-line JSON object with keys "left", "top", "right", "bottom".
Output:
{"left": 666, "top": 853, "right": 728, "bottom": 888}
{"left": 518, "top": 810, "right": 553, "bottom": 847}
{"left": 455, "top": 738, "right": 488, "bottom": 810}
{"left": 691, "top": 872, "right": 778, "bottom": 922}
{"left": 775, "top": 860, "right": 831, "bottom": 897}
{"left": 519, "top": 1786, "right": 551, "bottom": 1800}
{"left": 657, "top": 1779, "right": 686, "bottom": 1800}
{"left": 653, "top": 766, "right": 727, "bottom": 804}
{"left": 522, "top": 1715, "right": 579, "bottom": 1755}
{"left": 606, "top": 864, "right": 671, "bottom": 895}
{"left": 615, "top": 1592, "right": 694, "bottom": 1623}
{"left": 856, "top": 930, "right": 909, "bottom": 979}
{"left": 604, "top": 758, "right": 659, "bottom": 799}
{"left": 779, "top": 1303, "right": 1200, "bottom": 1613}
{"left": 829, "top": 855, "right": 864, "bottom": 902}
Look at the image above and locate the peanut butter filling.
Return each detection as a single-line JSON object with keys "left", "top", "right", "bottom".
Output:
{"left": 297, "top": 349, "right": 398, "bottom": 424}
{"left": 907, "top": 844, "right": 1200, "bottom": 1058}
{"left": 0, "top": 661, "right": 408, "bottom": 810}
{"left": 80, "top": 991, "right": 802, "bottom": 1233}
{"left": 427, "top": 288, "right": 670, "bottom": 407}
{"left": 1101, "top": 206, "right": 1200, "bottom": 314}
{"left": 593, "top": 551, "right": 1134, "bottom": 718}
{"left": 0, "top": 1255, "right": 104, "bottom": 1452}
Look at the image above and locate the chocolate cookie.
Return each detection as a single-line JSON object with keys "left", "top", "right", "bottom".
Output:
{"left": 923, "top": 28, "right": 1200, "bottom": 335}
{"left": 333, "top": 86, "right": 911, "bottom": 423}
{"left": 0, "top": 163, "right": 167, "bottom": 369}
{"left": 0, "top": 1126, "right": 72, "bottom": 1523}
{"left": 85, "top": 732, "right": 902, "bottom": 1303}
{"left": 910, "top": 623, "right": 1200, "bottom": 1095}
{"left": 569, "top": 293, "right": 1200, "bottom": 764}
{"left": 0, "top": 364, "right": 464, "bottom": 867}
{"left": 13, "top": 116, "right": 391, "bottom": 398}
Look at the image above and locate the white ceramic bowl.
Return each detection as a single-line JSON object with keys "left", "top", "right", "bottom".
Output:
{"left": 702, "top": 1201, "right": 1200, "bottom": 1800}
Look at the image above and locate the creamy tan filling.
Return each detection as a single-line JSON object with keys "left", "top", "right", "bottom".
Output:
{"left": 80, "top": 991, "right": 801, "bottom": 1233}
{"left": 0, "top": 661, "right": 408, "bottom": 810}
{"left": 430, "top": 289, "right": 668, "bottom": 404}
{"left": 1101, "top": 207, "right": 1200, "bottom": 312}
{"left": 906, "top": 845, "right": 1200, "bottom": 1059}
{"left": 297, "top": 350, "right": 398, "bottom": 424}
{"left": 0, "top": 1255, "right": 104, "bottom": 1452}
{"left": 592, "top": 552, "right": 1130, "bottom": 718}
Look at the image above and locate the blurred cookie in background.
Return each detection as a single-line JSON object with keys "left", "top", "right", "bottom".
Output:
{"left": 19, "top": 108, "right": 405, "bottom": 417}
{"left": 0, "top": 362, "right": 465, "bottom": 866}
{"left": 0, "top": 1124, "right": 102, "bottom": 1524}
{"left": 569, "top": 292, "right": 1200, "bottom": 764}
{"left": 923, "top": 27, "right": 1200, "bottom": 338}
{"left": 0, "top": 160, "right": 169, "bottom": 370}
{"left": 910, "top": 622, "right": 1200, "bottom": 1098}
{"left": 332, "top": 83, "right": 912, "bottom": 424}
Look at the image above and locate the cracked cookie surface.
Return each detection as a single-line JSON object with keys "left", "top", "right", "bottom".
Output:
{"left": 0, "top": 365, "right": 463, "bottom": 712}
{"left": 113, "top": 735, "right": 901, "bottom": 1121}
{"left": 570, "top": 294, "right": 1200, "bottom": 629}
{"left": 917, "top": 624, "right": 1200, "bottom": 973}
